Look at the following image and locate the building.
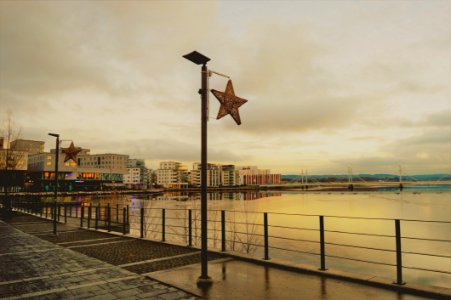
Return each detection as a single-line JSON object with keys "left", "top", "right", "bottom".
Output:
{"left": 28, "top": 148, "right": 128, "bottom": 192}
{"left": 0, "top": 148, "right": 28, "bottom": 192}
{"left": 10, "top": 139, "right": 44, "bottom": 155}
{"left": 123, "top": 159, "right": 148, "bottom": 189}
{"left": 221, "top": 164, "right": 237, "bottom": 186}
{"left": 156, "top": 161, "right": 188, "bottom": 188}
{"left": 237, "top": 166, "right": 281, "bottom": 185}
{"left": 189, "top": 163, "right": 222, "bottom": 187}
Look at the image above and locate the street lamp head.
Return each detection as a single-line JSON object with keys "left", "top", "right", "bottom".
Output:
{"left": 48, "top": 133, "right": 59, "bottom": 138}
{"left": 183, "top": 51, "right": 210, "bottom": 65}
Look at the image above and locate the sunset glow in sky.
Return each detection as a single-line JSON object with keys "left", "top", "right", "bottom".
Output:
{"left": 1, "top": 1, "right": 450, "bottom": 174}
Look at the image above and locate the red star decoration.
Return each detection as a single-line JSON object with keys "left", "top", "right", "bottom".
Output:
{"left": 211, "top": 80, "right": 248, "bottom": 125}
{"left": 62, "top": 142, "right": 82, "bottom": 163}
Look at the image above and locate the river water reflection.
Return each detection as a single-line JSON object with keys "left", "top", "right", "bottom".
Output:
{"left": 40, "top": 189, "right": 451, "bottom": 288}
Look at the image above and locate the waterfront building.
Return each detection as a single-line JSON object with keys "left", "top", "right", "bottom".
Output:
{"left": 27, "top": 148, "right": 128, "bottom": 191}
{"left": 221, "top": 164, "right": 237, "bottom": 186}
{"left": 123, "top": 159, "right": 148, "bottom": 189}
{"left": 189, "top": 163, "right": 222, "bottom": 187}
{"left": 237, "top": 166, "right": 281, "bottom": 185}
{"left": 156, "top": 161, "right": 188, "bottom": 188}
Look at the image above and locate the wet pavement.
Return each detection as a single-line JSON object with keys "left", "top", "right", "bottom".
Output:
{"left": 1, "top": 211, "right": 448, "bottom": 299}
{"left": 150, "top": 258, "right": 436, "bottom": 300}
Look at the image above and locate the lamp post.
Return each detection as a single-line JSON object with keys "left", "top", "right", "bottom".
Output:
{"left": 48, "top": 133, "right": 59, "bottom": 235}
{"left": 183, "top": 51, "right": 212, "bottom": 287}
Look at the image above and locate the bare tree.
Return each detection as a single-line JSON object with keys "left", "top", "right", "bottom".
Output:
{"left": 1, "top": 112, "right": 23, "bottom": 216}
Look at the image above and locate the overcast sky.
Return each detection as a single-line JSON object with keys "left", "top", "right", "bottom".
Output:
{"left": 1, "top": 0, "right": 450, "bottom": 174}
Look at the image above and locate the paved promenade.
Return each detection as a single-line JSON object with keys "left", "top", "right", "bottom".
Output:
{"left": 0, "top": 213, "right": 198, "bottom": 299}
{"left": 1, "top": 212, "right": 446, "bottom": 299}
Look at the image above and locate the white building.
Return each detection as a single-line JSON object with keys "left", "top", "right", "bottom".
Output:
{"left": 189, "top": 163, "right": 222, "bottom": 187}
{"left": 156, "top": 161, "right": 188, "bottom": 188}
{"left": 123, "top": 159, "right": 148, "bottom": 189}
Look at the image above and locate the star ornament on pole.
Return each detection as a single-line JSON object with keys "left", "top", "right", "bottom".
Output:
{"left": 62, "top": 142, "right": 82, "bottom": 163}
{"left": 211, "top": 80, "right": 248, "bottom": 125}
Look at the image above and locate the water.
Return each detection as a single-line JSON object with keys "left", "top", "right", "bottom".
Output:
{"left": 29, "top": 189, "right": 451, "bottom": 289}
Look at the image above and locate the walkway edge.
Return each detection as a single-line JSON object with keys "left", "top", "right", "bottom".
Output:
{"left": 219, "top": 251, "right": 451, "bottom": 299}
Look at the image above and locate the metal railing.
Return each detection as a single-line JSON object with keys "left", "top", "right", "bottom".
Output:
{"left": 11, "top": 199, "right": 451, "bottom": 287}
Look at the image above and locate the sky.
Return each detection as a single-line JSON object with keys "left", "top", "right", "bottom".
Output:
{"left": 0, "top": 0, "right": 450, "bottom": 175}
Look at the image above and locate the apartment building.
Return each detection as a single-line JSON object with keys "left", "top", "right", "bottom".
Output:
{"left": 237, "top": 166, "right": 281, "bottom": 185}
{"left": 156, "top": 161, "right": 188, "bottom": 188}
{"left": 189, "top": 163, "right": 222, "bottom": 187}
{"left": 123, "top": 159, "right": 148, "bottom": 189}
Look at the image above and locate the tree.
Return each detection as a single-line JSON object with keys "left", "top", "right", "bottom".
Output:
{"left": 0, "top": 112, "right": 24, "bottom": 216}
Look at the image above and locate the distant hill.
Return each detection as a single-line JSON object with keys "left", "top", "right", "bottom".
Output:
{"left": 281, "top": 174, "right": 451, "bottom": 182}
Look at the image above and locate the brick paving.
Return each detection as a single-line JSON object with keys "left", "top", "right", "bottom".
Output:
{"left": 0, "top": 212, "right": 200, "bottom": 299}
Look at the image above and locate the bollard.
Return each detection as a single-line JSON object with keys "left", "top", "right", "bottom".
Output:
{"left": 319, "top": 216, "right": 326, "bottom": 271}
{"left": 188, "top": 209, "right": 192, "bottom": 247}
{"left": 221, "top": 210, "right": 226, "bottom": 252}
{"left": 264, "top": 212, "right": 269, "bottom": 260}
{"left": 394, "top": 219, "right": 405, "bottom": 285}
{"left": 80, "top": 205, "right": 84, "bottom": 228}
{"left": 122, "top": 207, "right": 127, "bottom": 235}
{"left": 140, "top": 207, "right": 144, "bottom": 238}
{"left": 162, "top": 208, "right": 166, "bottom": 242}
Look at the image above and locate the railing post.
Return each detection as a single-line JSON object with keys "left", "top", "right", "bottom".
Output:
{"left": 53, "top": 201, "right": 57, "bottom": 235}
{"left": 80, "top": 204, "right": 84, "bottom": 228}
{"left": 40, "top": 203, "right": 43, "bottom": 218}
{"left": 188, "top": 209, "right": 192, "bottom": 247}
{"left": 45, "top": 203, "right": 48, "bottom": 219}
{"left": 107, "top": 204, "right": 111, "bottom": 232}
{"left": 264, "top": 212, "right": 269, "bottom": 260}
{"left": 95, "top": 205, "right": 99, "bottom": 230}
{"left": 127, "top": 204, "right": 130, "bottom": 225}
{"left": 69, "top": 205, "right": 72, "bottom": 217}
{"left": 116, "top": 204, "right": 119, "bottom": 222}
{"left": 394, "top": 219, "right": 405, "bottom": 285}
{"left": 57, "top": 204, "right": 61, "bottom": 222}
{"left": 64, "top": 204, "right": 67, "bottom": 223}
{"left": 221, "top": 210, "right": 226, "bottom": 252}
{"left": 75, "top": 205, "right": 78, "bottom": 218}
{"left": 319, "top": 216, "right": 326, "bottom": 271}
{"left": 162, "top": 208, "right": 166, "bottom": 242}
{"left": 140, "top": 207, "right": 144, "bottom": 238}
{"left": 122, "top": 207, "right": 127, "bottom": 235}
{"left": 88, "top": 203, "right": 92, "bottom": 229}
{"left": 104, "top": 205, "right": 108, "bottom": 226}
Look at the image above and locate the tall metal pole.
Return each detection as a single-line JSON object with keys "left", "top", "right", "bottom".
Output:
{"left": 183, "top": 51, "right": 212, "bottom": 287}
{"left": 49, "top": 133, "right": 59, "bottom": 235}
{"left": 198, "top": 63, "right": 211, "bottom": 285}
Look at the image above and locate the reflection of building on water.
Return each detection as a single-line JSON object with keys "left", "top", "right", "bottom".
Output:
{"left": 155, "top": 192, "right": 281, "bottom": 202}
